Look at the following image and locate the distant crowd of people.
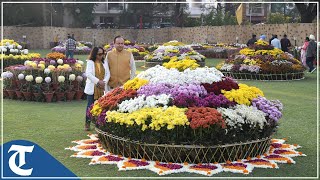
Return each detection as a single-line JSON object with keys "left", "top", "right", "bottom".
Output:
{"left": 246, "top": 33, "right": 317, "bottom": 73}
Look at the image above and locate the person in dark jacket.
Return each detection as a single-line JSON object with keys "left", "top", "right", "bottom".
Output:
{"left": 269, "top": 34, "right": 275, "bottom": 44}
{"left": 246, "top": 34, "right": 257, "bottom": 47}
{"left": 280, "top": 34, "right": 292, "bottom": 52}
{"left": 306, "top": 34, "right": 317, "bottom": 73}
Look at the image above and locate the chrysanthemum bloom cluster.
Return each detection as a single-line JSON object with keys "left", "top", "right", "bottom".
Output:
{"left": 186, "top": 107, "right": 226, "bottom": 129}
{"left": 252, "top": 96, "right": 283, "bottom": 122}
{"left": 202, "top": 77, "right": 239, "bottom": 95}
{"left": 222, "top": 84, "right": 264, "bottom": 105}
{"left": 123, "top": 77, "right": 149, "bottom": 90}
{"left": 97, "top": 87, "right": 137, "bottom": 111}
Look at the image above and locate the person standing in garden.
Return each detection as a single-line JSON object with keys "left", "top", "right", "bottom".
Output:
{"left": 280, "top": 34, "right": 292, "bottom": 52}
{"left": 84, "top": 47, "right": 110, "bottom": 131}
{"left": 300, "top": 37, "right": 309, "bottom": 67}
{"left": 66, "top": 35, "right": 76, "bottom": 58}
{"left": 306, "top": 34, "right": 317, "bottom": 73}
{"left": 271, "top": 35, "right": 281, "bottom": 49}
{"left": 106, "top": 35, "right": 136, "bottom": 90}
{"left": 246, "top": 34, "right": 257, "bottom": 47}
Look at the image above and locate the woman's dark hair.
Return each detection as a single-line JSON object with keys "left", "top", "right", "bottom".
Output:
{"left": 88, "top": 47, "right": 105, "bottom": 63}
{"left": 306, "top": 37, "right": 310, "bottom": 41}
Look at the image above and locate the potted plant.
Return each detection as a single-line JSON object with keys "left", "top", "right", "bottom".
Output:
{"left": 55, "top": 75, "right": 66, "bottom": 101}
{"left": 75, "top": 75, "right": 84, "bottom": 100}
{"left": 42, "top": 77, "right": 54, "bottom": 103}
{"left": 2, "top": 71, "right": 15, "bottom": 99}
{"left": 66, "top": 73, "right": 76, "bottom": 101}
{"left": 33, "top": 76, "right": 43, "bottom": 102}
{"left": 15, "top": 73, "right": 25, "bottom": 100}
{"left": 22, "top": 74, "right": 33, "bottom": 101}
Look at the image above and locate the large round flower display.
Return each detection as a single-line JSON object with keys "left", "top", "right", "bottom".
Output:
{"left": 216, "top": 40, "right": 305, "bottom": 80}
{"left": 88, "top": 65, "right": 283, "bottom": 146}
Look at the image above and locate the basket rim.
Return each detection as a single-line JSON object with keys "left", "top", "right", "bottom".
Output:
{"left": 95, "top": 127, "right": 273, "bottom": 149}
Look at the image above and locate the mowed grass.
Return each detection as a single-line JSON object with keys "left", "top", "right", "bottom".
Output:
{"left": 1, "top": 49, "right": 318, "bottom": 178}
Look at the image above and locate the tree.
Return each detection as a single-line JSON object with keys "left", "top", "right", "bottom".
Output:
{"left": 294, "top": 3, "right": 317, "bottom": 23}
{"left": 64, "top": 2, "right": 97, "bottom": 28}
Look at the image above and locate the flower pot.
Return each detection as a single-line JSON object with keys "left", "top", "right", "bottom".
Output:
{"left": 3, "top": 89, "right": 9, "bottom": 98}
{"left": 75, "top": 90, "right": 84, "bottom": 100}
{"left": 15, "top": 90, "right": 24, "bottom": 100}
{"left": 7, "top": 90, "right": 16, "bottom": 99}
{"left": 43, "top": 92, "right": 54, "bottom": 103}
{"left": 22, "top": 91, "right": 32, "bottom": 101}
{"left": 33, "top": 92, "right": 42, "bottom": 102}
{"left": 52, "top": 83, "right": 59, "bottom": 91}
{"left": 55, "top": 92, "right": 65, "bottom": 101}
{"left": 66, "top": 91, "right": 76, "bottom": 101}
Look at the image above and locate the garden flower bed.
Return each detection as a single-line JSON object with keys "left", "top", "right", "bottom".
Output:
{"left": 0, "top": 39, "right": 40, "bottom": 68}
{"left": 104, "top": 39, "right": 149, "bottom": 60}
{"left": 87, "top": 61, "right": 283, "bottom": 163}
{"left": 144, "top": 40, "right": 206, "bottom": 67}
{"left": 2, "top": 52, "right": 86, "bottom": 102}
{"left": 216, "top": 40, "right": 305, "bottom": 80}
{"left": 51, "top": 41, "right": 92, "bottom": 54}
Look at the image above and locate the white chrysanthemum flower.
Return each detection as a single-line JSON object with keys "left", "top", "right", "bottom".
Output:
{"left": 76, "top": 75, "right": 83, "bottom": 82}
{"left": 17, "top": 45, "right": 22, "bottom": 49}
{"left": 23, "top": 49, "right": 28, "bottom": 54}
{"left": 57, "top": 59, "right": 64, "bottom": 65}
{"left": 35, "top": 77, "right": 43, "bottom": 84}
{"left": 58, "top": 76, "right": 65, "bottom": 82}
{"left": 77, "top": 60, "right": 84, "bottom": 65}
{"left": 45, "top": 77, "right": 51, "bottom": 83}
{"left": 8, "top": 45, "right": 13, "bottom": 49}
{"left": 44, "top": 68, "right": 51, "bottom": 74}
{"left": 18, "top": 73, "right": 25, "bottom": 80}
{"left": 69, "top": 74, "right": 76, "bottom": 81}
{"left": 25, "top": 75, "right": 34, "bottom": 82}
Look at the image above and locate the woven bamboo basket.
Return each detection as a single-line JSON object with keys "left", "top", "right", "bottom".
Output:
{"left": 96, "top": 127, "right": 272, "bottom": 164}
{"left": 221, "top": 72, "right": 305, "bottom": 81}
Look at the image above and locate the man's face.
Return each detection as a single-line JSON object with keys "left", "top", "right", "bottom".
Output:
{"left": 114, "top": 38, "right": 124, "bottom": 52}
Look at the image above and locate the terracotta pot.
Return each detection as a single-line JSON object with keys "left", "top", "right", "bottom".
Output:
{"left": 43, "top": 92, "right": 54, "bottom": 103}
{"left": 75, "top": 90, "right": 84, "bottom": 100}
{"left": 22, "top": 91, "right": 32, "bottom": 101}
{"left": 52, "top": 83, "right": 59, "bottom": 91}
{"left": 55, "top": 92, "right": 65, "bottom": 101}
{"left": 3, "top": 89, "right": 9, "bottom": 98}
{"left": 66, "top": 91, "right": 76, "bottom": 101}
{"left": 33, "top": 92, "right": 42, "bottom": 101}
{"left": 15, "top": 90, "right": 24, "bottom": 100}
{"left": 7, "top": 90, "right": 16, "bottom": 99}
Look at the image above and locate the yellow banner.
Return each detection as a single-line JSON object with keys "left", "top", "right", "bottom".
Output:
{"left": 236, "top": 4, "right": 243, "bottom": 25}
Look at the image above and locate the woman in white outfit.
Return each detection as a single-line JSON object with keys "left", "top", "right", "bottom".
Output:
{"left": 84, "top": 47, "right": 110, "bottom": 131}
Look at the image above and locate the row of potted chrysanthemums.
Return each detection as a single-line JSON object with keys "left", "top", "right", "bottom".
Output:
{"left": 52, "top": 41, "right": 92, "bottom": 54}
{"left": 87, "top": 65, "right": 283, "bottom": 145}
{"left": 0, "top": 39, "right": 40, "bottom": 68}
{"left": 216, "top": 40, "right": 305, "bottom": 74}
{"left": 2, "top": 52, "right": 86, "bottom": 102}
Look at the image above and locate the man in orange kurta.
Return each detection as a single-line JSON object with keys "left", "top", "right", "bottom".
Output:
{"left": 106, "top": 36, "right": 136, "bottom": 90}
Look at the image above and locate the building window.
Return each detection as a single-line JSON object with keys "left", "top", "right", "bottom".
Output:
{"left": 246, "top": 3, "right": 264, "bottom": 16}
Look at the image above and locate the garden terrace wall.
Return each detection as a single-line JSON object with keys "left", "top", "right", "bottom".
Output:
{"left": 3, "top": 23, "right": 316, "bottom": 49}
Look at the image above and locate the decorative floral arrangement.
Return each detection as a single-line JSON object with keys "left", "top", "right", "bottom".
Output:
{"left": 216, "top": 40, "right": 306, "bottom": 76}
{"left": 67, "top": 134, "right": 306, "bottom": 176}
{"left": 144, "top": 40, "right": 206, "bottom": 64}
{"left": 88, "top": 63, "right": 283, "bottom": 145}
{"left": 0, "top": 39, "right": 39, "bottom": 68}
{"left": 46, "top": 52, "right": 66, "bottom": 60}
{"left": 51, "top": 41, "right": 91, "bottom": 54}
{"left": 2, "top": 52, "right": 86, "bottom": 102}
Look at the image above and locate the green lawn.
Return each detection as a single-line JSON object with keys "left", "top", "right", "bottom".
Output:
{"left": 1, "top": 49, "right": 318, "bottom": 178}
